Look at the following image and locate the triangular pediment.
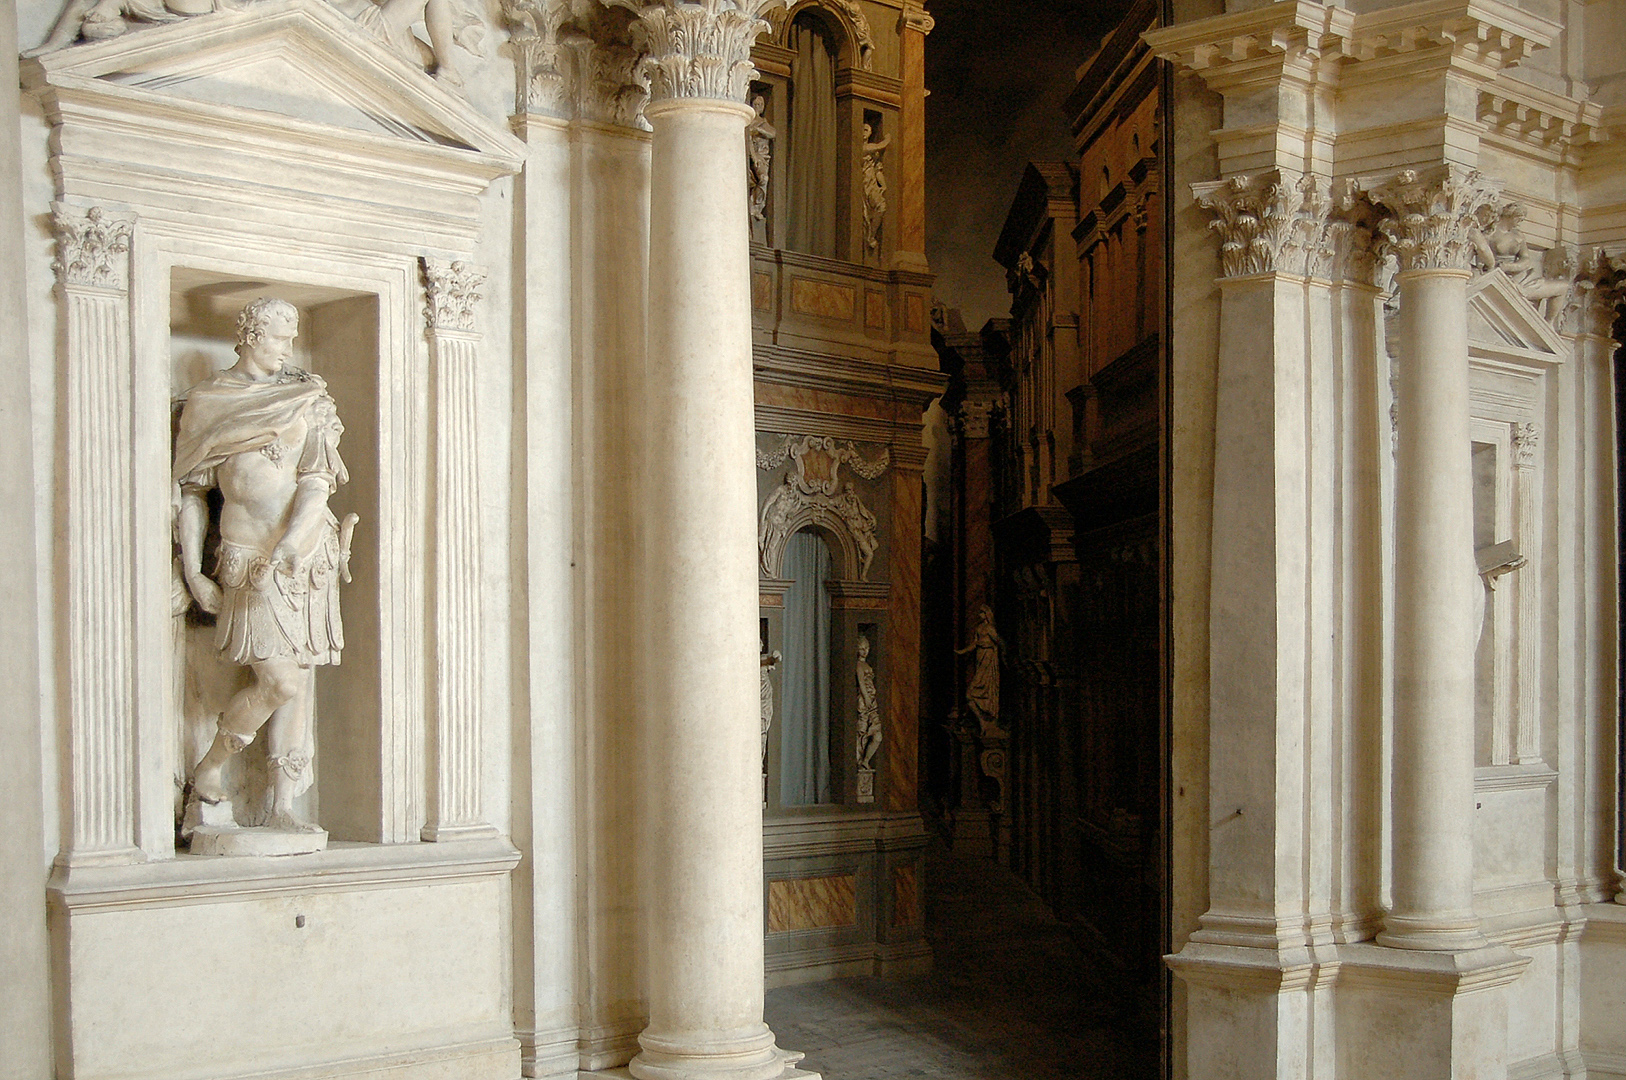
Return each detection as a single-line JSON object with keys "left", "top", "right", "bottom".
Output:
{"left": 22, "top": 0, "right": 522, "bottom": 163}
{"left": 1467, "top": 269, "right": 1569, "bottom": 363}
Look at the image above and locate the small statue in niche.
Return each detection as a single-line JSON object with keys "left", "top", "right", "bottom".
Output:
{"left": 746, "top": 93, "right": 776, "bottom": 243}
{"left": 329, "top": 0, "right": 485, "bottom": 87}
{"left": 173, "top": 298, "right": 357, "bottom": 853}
{"left": 32, "top": 0, "right": 218, "bottom": 54}
{"left": 956, "top": 605, "right": 1005, "bottom": 739}
{"left": 855, "top": 633, "right": 880, "bottom": 802}
{"left": 759, "top": 648, "right": 781, "bottom": 767}
{"left": 860, "top": 122, "right": 890, "bottom": 258}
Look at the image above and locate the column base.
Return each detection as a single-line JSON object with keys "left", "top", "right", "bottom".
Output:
{"left": 1376, "top": 911, "right": 1488, "bottom": 952}
{"left": 630, "top": 1026, "right": 814, "bottom": 1080}
{"left": 592, "top": 1068, "right": 818, "bottom": 1080}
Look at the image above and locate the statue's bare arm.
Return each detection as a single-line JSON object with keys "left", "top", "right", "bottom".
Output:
{"left": 178, "top": 487, "right": 222, "bottom": 614}
{"left": 272, "top": 476, "right": 334, "bottom": 571}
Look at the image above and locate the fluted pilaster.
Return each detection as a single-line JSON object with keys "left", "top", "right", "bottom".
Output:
{"left": 421, "top": 257, "right": 496, "bottom": 842}
{"left": 54, "top": 204, "right": 142, "bottom": 866}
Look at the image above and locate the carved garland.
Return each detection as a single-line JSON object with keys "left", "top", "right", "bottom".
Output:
{"left": 757, "top": 434, "right": 888, "bottom": 580}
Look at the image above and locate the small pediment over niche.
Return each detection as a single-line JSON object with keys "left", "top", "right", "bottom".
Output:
{"left": 21, "top": 0, "right": 521, "bottom": 162}
{"left": 1467, "top": 269, "right": 1569, "bottom": 364}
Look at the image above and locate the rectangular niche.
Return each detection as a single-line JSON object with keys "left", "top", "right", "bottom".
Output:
{"left": 169, "top": 269, "right": 383, "bottom": 845}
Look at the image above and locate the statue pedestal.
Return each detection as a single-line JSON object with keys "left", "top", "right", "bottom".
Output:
{"left": 183, "top": 796, "right": 327, "bottom": 856}
{"left": 190, "top": 825, "right": 328, "bottom": 857}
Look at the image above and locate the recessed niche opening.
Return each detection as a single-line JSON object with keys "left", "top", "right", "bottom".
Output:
{"left": 169, "top": 268, "right": 382, "bottom": 847}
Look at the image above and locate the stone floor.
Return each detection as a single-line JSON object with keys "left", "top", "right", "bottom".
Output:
{"left": 764, "top": 836, "right": 1161, "bottom": 1080}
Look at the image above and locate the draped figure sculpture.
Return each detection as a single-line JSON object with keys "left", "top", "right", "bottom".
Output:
{"left": 956, "top": 604, "right": 1005, "bottom": 738}
{"left": 855, "top": 632, "right": 880, "bottom": 802}
{"left": 174, "top": 297, "right": 357, "bottom": 853}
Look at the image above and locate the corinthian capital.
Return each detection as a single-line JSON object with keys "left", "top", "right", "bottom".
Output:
{"left": 502, "top": 0, "right": 584, "bottom": 117}
{"left": 1192, "top": 170, "right": 1334, "bottom": 279}
{"left": 1365, "top": 165, "right": 1502, "bottom": 274}
{"left": 423, "top": 258, "right": 487, "bottom": 333}
{"left": 52, "top": 205, "right": 133, "bottom": 291}
{"left": 605, "top": 0, "right": 786, "bottom": 104}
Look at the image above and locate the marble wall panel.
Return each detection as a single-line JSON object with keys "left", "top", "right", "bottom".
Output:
{"left": 768, "top": 873, "right": 859, "bottom": 932}
{"left": 892, "top": 865, "right": 919, "bottom": 928}
{"left": 790, "top": 277, "right": 858, "bottom": 322}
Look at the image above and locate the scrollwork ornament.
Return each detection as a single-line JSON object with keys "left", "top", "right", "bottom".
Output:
{"left": 422, "top": 257, "right": 486, "bottom": 333}
{"left": 1366, "top": 165, "right": 1502, "bottom": 274}
{"left": 52, "top": 206, "right": 133, "bottom": 291}
{"left": 606, "top": 0, "right": 787, "bottom": 104}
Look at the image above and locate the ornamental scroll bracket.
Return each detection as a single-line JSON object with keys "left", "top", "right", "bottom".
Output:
{"left": 757, "top": 434, "right": 888, "bottom": 580}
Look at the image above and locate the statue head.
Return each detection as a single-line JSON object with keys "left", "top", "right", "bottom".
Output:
{"left": 234, "top": 298, "right": 299, "bottom": 378}
{"left": 857, "top": 633, "right": 870, "bottom": 660}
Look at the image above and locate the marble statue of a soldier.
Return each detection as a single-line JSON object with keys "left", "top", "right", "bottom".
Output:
{"left": 174, "top": 297, "right": 355, "bottom": 842}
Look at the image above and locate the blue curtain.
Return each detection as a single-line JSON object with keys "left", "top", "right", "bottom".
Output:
{"left": 780, "top": 530, "right": 832, "bottom": 805}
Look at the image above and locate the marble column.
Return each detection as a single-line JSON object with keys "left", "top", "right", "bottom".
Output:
{"left": 892, "top": 2, "right": 932, "bottom": 273}
{"left": 606, "top": 2, "right": 806, "bottom": 1079}
{"left": 1367, "top": 165, "right": 1499, "bottom": 951}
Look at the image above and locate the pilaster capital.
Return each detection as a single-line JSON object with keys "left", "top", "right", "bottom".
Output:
{"left": 605, "top": 0, "right": 786, "bottom": 104}
{"left": 1365, "top": 165, "right": 1502, "bottom": 274}
{"left": 1565, "top": 247, "right": 1626, "bottom": 340}
{"left": 502, "top": 0, "right": 579, "bottom": 117}
{"left": 52, "top": 204, "right": 134, "bottom": 292}
{"left": 900, "top": 2, "right": 934, "bottom": 36}
{"left": 505, "top": 1, "right": 651, "bottom": 125}
{"left": 423, "top": 257, "right": 487, "bottom": 333}
{"left": 1511, "top": 422, "right": 1538, "bottom": 469}
{"left": 1193, "top": 170, "right": 1336, "bottom": 280}
{"left": 958, "top": 398, "right": 998, "bottom": 440}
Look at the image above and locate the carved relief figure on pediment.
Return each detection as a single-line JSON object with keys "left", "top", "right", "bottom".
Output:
{"left": 33, "top": 0, "right": 217, "bottom": 54}
{"left": 1468, "top": 202, "right": 1577, "bottom": 324}
{"left": 330, "top": 0, "right": 485, "bottom": 86}
{"left": 173, "top": 298, "right": 358, "bottom": 855}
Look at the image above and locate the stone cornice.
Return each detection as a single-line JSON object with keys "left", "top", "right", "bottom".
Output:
{"left": 1145, "top": 0, "right": 1557, "bottom": 95}
{"left": 1478, "top": 74, "right": 1609, "bottom": 160}
{"left": 1364, "top": 164, "right": 1502, "bottom": 273}
{"left": 606, "top": 0, "right": 787, "bottom": 104}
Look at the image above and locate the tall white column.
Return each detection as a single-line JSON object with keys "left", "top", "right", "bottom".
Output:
{"left": 1367, "top": 166, "right": 1500, "bottom": 951}
{"left": 422, "top": 257, "right": 498, "bottom": 841}
{"left": 605, "top": 2, "right": 804, "bottom": 1079}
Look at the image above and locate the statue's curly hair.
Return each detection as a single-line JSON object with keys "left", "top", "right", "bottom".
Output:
{"left": 235, "top": 297, "right": 298, "bottom": 352}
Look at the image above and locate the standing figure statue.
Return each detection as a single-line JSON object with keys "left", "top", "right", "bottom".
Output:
{"left": 855, "top": 633, "right": 881, "bottom": 792}
{"left": 861, "top": 122, "right": 890, "bottom": 258}
{"left": 174, "top": 298, "right": 357, "bottom": 851}
{"left": 956, "top": 605, "right": 1005, "bottom": 738}
{"left": 746, "top": 93, "right": 776, "bottom": 243}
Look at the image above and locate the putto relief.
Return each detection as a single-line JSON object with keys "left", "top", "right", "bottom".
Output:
{"left": 173, "top": 297, "right": 358, "bottom": 856}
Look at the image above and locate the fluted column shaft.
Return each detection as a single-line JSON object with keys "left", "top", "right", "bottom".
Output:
{"left": 610, "top": 1, "right": 798, "bottom": 1077}
{"left": 1369, "top": 166, "right": 1499, "bottom": 951}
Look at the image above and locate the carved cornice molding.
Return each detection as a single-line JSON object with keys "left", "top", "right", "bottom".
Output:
{"left": 1478, "top": 79, "right": 1607, "bottom": 158}
{"left": 52, "top": 205, "right": 134, "bottom": 291}
{"left": 607, "top": 0, "right": 787, "bottom": 104}
{"left": 1145, "top": 0, "right": 1558, "bottom": 94}
{"left": 1365, "top": 165, "right": 1502, "bottom": 274}
{"left": 423, "top": 257, "right": 487, "bottom": 333}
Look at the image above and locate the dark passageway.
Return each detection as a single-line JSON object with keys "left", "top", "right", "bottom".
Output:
{"left": 765, "top": 835, "right": 1159, "bottom": 1080}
